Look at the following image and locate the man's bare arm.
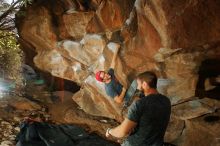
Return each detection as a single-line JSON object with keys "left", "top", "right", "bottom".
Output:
{"left": 110, "top": 43, "right": 120, "bottom": 69}
{"left": 106, "top": 118, "right": 137, "bottom": 138}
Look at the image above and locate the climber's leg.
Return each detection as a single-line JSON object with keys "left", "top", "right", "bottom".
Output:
{"left": 123, "top": 79, "right": 138, "bottom": 107}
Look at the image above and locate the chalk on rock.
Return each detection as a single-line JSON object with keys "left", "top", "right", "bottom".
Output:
{"left": 107, "top": 42, "right": 120, "bottom": 53}
{"left": 72, "top": 63, "right": 82, "bottom": 72}
{"left": 98, "top": 55, "right": 105, "bottom": 63}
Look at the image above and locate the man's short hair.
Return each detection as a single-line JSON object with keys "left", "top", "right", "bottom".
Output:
{"left": 137, "top": 71, "right": 157, "bottom": 88}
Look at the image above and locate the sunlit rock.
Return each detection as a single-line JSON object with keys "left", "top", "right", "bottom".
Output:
{"left": 72, "top": 75, "right": 122, "bottom": 120}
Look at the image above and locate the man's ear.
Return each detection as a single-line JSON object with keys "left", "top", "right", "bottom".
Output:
{"left": 143, "top": 81, "right": 149, "bottom": 89}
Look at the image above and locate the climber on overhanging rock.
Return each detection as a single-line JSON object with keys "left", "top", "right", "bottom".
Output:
{"left": 95, "top": 43, "right": 138, "bottom": 107}
{"left": 105, "top": 71, "right": 171, "bottom": 146}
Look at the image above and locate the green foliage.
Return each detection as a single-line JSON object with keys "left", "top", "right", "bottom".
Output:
{"left": 0, "top": 0, "right": 34, "bottom": 85}
{"left": 22, "top": 0, "right": 33, "bottom": 7}
{"left": 16, "top": 10, "right": 26, "bottom": 17}
{"left": 0, "top": 30, "right": 23, "bottom": 82}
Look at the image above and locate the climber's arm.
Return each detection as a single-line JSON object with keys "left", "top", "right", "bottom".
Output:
{"left": 114, "top": 87, "right": 126, "bottom": 104}
{"left": 110, "top": 44, "right": 120, "bottom": 69}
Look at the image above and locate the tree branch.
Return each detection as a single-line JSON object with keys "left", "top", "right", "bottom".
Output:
{"left": 0, "top": 0, "right": 22, "bottom": 22}
{"left": 0, "top": 17, "right": 15, "bottom": 28}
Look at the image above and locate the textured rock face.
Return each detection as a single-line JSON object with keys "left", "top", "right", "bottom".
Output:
{"left": 172, "top": 100, "right": 214, "bottom": 120}
{"left": 176, "top": 111, "right": 220, "bottom": 146}
{"left": 16, "top": 0, "right": 220, "bottom": 122}
{"left": 15, "top": 0, "right": 220, "bottom": 145}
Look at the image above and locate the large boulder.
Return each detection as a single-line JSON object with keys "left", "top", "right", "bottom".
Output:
{"left": 48, "top": 91, "right": 119, "bottom": 139}
{"left": 16, "top": 0, "right": 220, "bottom": 121}
{"left": 72, "top": 75, "right": 122, "bottom": 120}
{"left": 175, "top": 111, "right": 220, "bottom": 146}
